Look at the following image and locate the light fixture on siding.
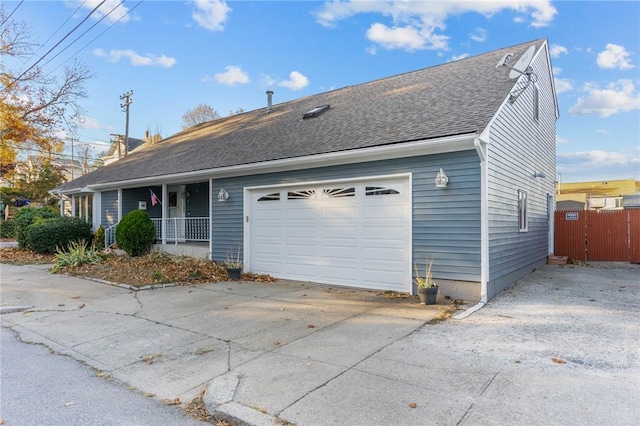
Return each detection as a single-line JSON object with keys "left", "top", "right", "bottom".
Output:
{"left": 435, "top": 168, "right": 449, "bottom": 188}
{"left": 217, "top": 188, "right": 229, "bottom": 202}
{"left": 533, "top": 171, "right": 546, "bottom": 179}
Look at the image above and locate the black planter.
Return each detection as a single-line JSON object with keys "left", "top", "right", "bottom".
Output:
{"left": 226, "top": 267, "right": 242, "bottom": 280}
{"left": 418, "top": 287, "right": 438, "bottom": 305}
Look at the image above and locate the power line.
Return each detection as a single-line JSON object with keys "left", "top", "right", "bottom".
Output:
{"left": 48, "top": 0, "right": 144, "bottom": 75}
{"left": 27, "top": 0, "right": 88, "bottom": 61}
{"left": 0, "top": 0, "right": 24, "bottom": 28}
{"left": 40, "top": 0, "right": 126, "bottom": 69}
{"left": 3, "top": 0, "right": 106, "bottom": 91}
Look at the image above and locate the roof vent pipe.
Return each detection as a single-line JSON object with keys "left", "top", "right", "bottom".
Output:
{"left": 266, "top": 90, "right": 274, "bottom": 113}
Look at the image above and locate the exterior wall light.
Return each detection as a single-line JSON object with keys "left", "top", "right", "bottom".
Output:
{"left": 217, "top": 188, "right": 229, "bottom": 202}
{"left": 533, "top": 171, "right": 546, "bottom": 179}
{"left": 435, "top": 168, "right": 449, "bottom": 188}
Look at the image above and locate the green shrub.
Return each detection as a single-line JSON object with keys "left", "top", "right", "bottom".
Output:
{"left": 51, "top": 239, "right": 105, "bottom": 273}
{"left": 25, "top": 216, "right": 93, "bottom": 254}
{"left": 0, "top": 219, "right": 16, "bottom": 239}
{"left": 115, "top": 210, "right": 156, "bottom": 256}
{"left": 93, "top": 225, "right": 106, "bottom": 249}
{"left": 14, "top": 207, "right": 58, "bottom": 249}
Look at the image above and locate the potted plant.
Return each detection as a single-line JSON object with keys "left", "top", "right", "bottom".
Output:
{"left": 225, "top": 247, "right": 243, "bottom": 280}
{"left": 415, "top": 259, "right": 438, "bottom": 305}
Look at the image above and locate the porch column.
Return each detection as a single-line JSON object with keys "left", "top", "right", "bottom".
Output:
{"left": 71, "top": 196, "right": 76, "bottom": 218}
{"left": 84, "top": 195, "right": 89, "bottom": 222}
{"left": 161, "top": 184, "right": 167, "bottom": 245}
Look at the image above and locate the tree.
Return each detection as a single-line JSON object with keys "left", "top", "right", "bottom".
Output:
{"left": 0, "top": 5, "right": 93, "bottom": 180}
{"left": 13, "top": 159, "right": 64, "bottom": 202}
{"left": 181, "top": 104, "right": 220, "bottom": 129}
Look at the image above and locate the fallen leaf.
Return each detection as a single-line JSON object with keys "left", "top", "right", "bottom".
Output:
{"left": 97, "top": 372, "right": 104, "bottom": 377}
{"left": 307, "top": 324, "right": 316, "bottom": 328}
{"left": 273, "top": 341, "right": 281, "bottom": 346}
{"left": 64, "top": 402, "right": 74, "bottom": 406}
{"left": 409, "top": 402, "right": 417, "bottom": 408}
{"left": 161, "top": 398, "right": 181, "bottom": 406}
{"left": 551, "top": 357, "right": 567, "bottom": 364}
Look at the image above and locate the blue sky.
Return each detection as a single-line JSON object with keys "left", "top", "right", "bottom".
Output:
{"left": 6, "top": 0, "right": 640, "bottom": 183}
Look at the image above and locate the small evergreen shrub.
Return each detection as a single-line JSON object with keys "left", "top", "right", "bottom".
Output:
{"left": 14, "top": 207, "right": 58, "bottom": 248}
{"left": 0, "top": 219, "right": 16, "bottom": 239}
{"left": 26, "top": 216, "right": 93, "bottom": 254}
{"left": 115, "top": 210, "right": 156, "bottom": 256}
{"left": 93, "top": 225, "right": 106, "bottom": 249}
{"left": 51, "top": 240, "right": 105, "bottom": 273}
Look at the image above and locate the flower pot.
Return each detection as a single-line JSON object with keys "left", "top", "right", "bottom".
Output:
{"left": 226, "top": 267, "right": 242, "bottom": 280}
{"left": 418, "top": 287, "right": 438, "bottom": 305}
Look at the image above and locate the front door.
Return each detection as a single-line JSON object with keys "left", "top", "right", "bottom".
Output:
{"left": 167, "top": 185, "right": 186, "bottom": 241}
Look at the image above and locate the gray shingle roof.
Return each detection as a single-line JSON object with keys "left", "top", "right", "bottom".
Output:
{"left": 56, "top": 39, "right": 544, "bottom": 192}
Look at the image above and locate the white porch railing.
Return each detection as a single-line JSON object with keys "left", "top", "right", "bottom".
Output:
{"left": 106, "top": 217, "right": 209, "bottom": 247}
{"left": 153, "top": 217, "right": 209, "bottom": 243}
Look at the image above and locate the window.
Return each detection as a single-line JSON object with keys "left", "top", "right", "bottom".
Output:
{"left": 533, "top": 84, "right": 539, "bottom": 121}
{"left": 518, "top": 190, "right": 528, "bottom": 232}
{"left": 323, "top": 188, "right": 355, "bottom": 198}
{"left": 366, "top": 186, "right": 400, "bottom": 196}
{"left": 288, "top": 189, "right": 315, "bottom": 200}
{"left": 258, "top": 192, "right": 280, "bottom": 201}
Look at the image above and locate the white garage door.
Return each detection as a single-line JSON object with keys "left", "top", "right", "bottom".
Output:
{"left": 247, "top": 176, "right": 411, "bottom": 292}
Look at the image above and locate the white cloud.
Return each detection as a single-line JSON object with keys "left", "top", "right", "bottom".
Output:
{"left": 278, "top": 71, "right": 309, "bottom": 91}
{"left": 81, "top": 0, "right": 131, "bottom": 24}
{"left": 550, "top": 44, "right": 568, "bottom": 58}
{"left": 77, "top": 115, "right": 103, "bottom": 130}
{"left": 192, "top": 0, "right": 232, "bottom": 31}
{"left": 212, "top": 66, "right": 250, "bottom": 85}
{"left": 93, "top": 48, "right": 176, "bottom": 67}
{"left": 568, "top": 79, "right": 640, "bottom": 117}
{"left": 557, "top": 149, "right": 640, "bottom": 181}
{"left": 314, "top": 1, "right": 556, "bottom": 51}
{"left": 554, "top": 78, "right": 573, "bottom": 94}
{"left": 469, "top": 27, "right": 487, "bottom": 43}
{"left": 448, "top": 53, "right": 469, "bottom": 62}
{"left": 597, "top": 43, "right": 635, "bottom": 70}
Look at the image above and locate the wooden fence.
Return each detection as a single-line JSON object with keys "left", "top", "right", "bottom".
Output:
{"left": 554, "top": 209, "right": 640, "bottom": 263}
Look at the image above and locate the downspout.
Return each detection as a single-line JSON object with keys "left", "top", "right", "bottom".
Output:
{"left": 454, "top": 136, "right": 489, "bottom": 319}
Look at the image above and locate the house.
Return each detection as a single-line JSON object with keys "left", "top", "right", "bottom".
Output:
{"left": 51, "top": 39, "right": 558, "bottom": 303}
{"left": 102, "top": 134, "right": 146, "bottom": 166}
{"left": 556, "top": 179, "right": 639, "bottom": 211}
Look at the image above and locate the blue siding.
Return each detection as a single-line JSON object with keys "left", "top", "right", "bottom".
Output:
{"left": 212, "top": 150, "right": 481, "bottom": 282}
{"left": 101, "top": 190, "right": 118, "bottom": 226}
{"left": 486, "top": 44, "right": 557, "bottom": 296}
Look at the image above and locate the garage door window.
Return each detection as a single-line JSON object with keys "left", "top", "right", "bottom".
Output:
{"left": 258, "top": 192, "right": 280, "bottom": 201}
{"left": 288, "top": 189, "right": 315, "bottom": 199}
{"left": 323, "top": 187, "right": 355, "bottom": 198}
{"left": 366, "top": 186, "right": 400, "bottom": 196}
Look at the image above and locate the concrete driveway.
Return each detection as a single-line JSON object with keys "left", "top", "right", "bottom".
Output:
{"left": 1, "top": 261, "right": 638, "bottom": 425}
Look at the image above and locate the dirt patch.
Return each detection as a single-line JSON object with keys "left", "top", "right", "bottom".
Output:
{"left": 0, "top": 246, "right": 276, "bottom": 287}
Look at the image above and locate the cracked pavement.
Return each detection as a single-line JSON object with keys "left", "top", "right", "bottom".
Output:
{"left": 1, "top": 262, "right": 639, "bottom": 425}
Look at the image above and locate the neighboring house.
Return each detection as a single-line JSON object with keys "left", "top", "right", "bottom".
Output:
{"left": 52, "top": 39, "right": 558, "bottom": 303}
{"left": 102, "top": 135, "right": 146, "bottom": 166}
{"left": 556, "top": 179, "right": 639, "bottom": 210}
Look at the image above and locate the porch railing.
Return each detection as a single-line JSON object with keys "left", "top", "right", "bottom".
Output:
{"left": 107, "top": 217, "right": 209, "bottom": 247}
{"left": 152, "top": 217, "right": 209, "bottom": 243}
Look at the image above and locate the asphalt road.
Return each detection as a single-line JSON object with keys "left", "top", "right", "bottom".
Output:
{"left": 0, "top": 327, "right": 207, "bottom": 426}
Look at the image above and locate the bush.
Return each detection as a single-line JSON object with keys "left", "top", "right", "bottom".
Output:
{"left": 115, "top": 210, "right": 156, "bottom": 256}
{"left": 14, "top": 207, "right": 58, "bottom": 249}
{"left": 25, "top": 216, "right": 93, "bottom": 254}
{"left": 51, "top": 239, "right": 105, "bottom": 273}
{"left": 0, "top": 219, "right": 16, "bottom": 239}
{"left": 93, "top": 225, "right": 106, "bottom": 249}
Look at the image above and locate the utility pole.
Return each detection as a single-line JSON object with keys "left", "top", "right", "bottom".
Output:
{"left": 69, "top": 137, "right": 78, "bottom": 180}
{"left": 119, "top": 90, "right": 133, "bottom": 156}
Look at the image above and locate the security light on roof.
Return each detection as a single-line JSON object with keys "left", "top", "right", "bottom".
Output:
{"left": 496, "top": 45, "right": 536, "bottom": 79}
